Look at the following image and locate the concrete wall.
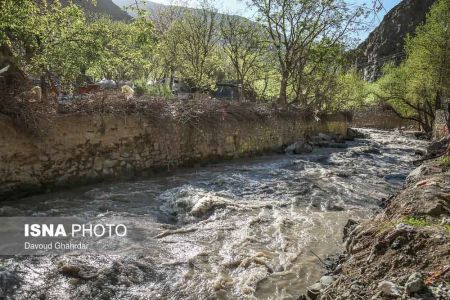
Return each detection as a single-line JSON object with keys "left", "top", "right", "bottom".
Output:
{"left": 0, "top": 113, "right": 347, "bottom": 200}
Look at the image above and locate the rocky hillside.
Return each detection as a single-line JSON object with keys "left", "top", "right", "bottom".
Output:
{"left": 60, "top": 0, "right": 131, "bottom": 21}
{"left": 112, "top": 0, "right": 251, "bottom": 23}
{"left": 356, "top": 0, "right": 436, "bottom": 82}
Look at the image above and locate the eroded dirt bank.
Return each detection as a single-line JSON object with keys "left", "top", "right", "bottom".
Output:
{"left": 306, "top": 137, "right": 450, "bottom": 299}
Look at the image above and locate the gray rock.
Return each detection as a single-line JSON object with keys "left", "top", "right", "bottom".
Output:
{"left": 103, "top": 159, "right": 118, "bottom": 168}
{"left": 318, "top": 133, "right": 333, "bottom": 141}
{"left": 391, "top": 235, "right": 408, "bottom": 249}
{"left": 356, "top": 0, "right": 435, "bottom": 81}
{"left": 384, "top": 173, "right": 407, "bottom": 183}
{"left": 319, "top": 275, "right": 334, "bottom": 287}
{"left": 343, "top": 219, "right": 359, "bottom": 241}
{"left": 0, "top": 268, "right": 21, "bottom": 297}
{"left": 405, "top": 272, "right": 424, "bottom": 295}
{"left": 425, "top": 202, "right": 448, "bottom": 217}
{"left": 285, "top": 140, "right": 313, "bottom": 155}
{"left": 378, "top": 280, "right": 401, "bottom": 297}
{"left": 406, "top": 165, "right": 428, "bottom": 184}
{"left": 347, "top": 128, "right": 369, "bottom": 139}
{"left": 361, "top": 145, "right": 381, "bottom": 154}
{"left": 306, "top": 282, "right": 322, "bottom": 299}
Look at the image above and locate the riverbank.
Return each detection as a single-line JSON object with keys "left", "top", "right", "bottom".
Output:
{"left": 0, "top": 97, "right": 347, "bottom": 200}
{"left": 304, "top": 137, "right": 450, "bottom": 299}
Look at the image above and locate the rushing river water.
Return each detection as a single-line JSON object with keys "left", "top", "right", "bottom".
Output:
{"left": 0, "top": 129, "right": 428, "bottom": 300}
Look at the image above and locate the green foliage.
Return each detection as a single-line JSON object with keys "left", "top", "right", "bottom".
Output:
{"left": 219, "top": 15, "right": 269, "bottom": 97}
{"left": 5, "top": 0, "right": 445, "bottom": 114}
{"left": 1, "top": 0, "right": 155, "bottom": 92}
{"left": 86, "top": 16, "right": 155, "bottom": 81}
{"left": 134, "top": 78, "right": 174, "bottom": 98}
{"left": 160, "top": 2, "right": 220, "bottom": 91}
{"left": 332, "top": 70, "right": 373, "bottom": 110}
{"left": 403, "top": 217, "right": 430, "bottom": 227}
{"left": 438, "top": 155, "right": 450, "bottom": 166}
{"left": 250, "top": 0, "right": 367, "bottom": 104}
{"left": 403, "top": 216, "right": 450, "bottom": 232}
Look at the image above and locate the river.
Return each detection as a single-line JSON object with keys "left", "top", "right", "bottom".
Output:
{"left": 0, "top": 129, "right": 428, "bottom": 300}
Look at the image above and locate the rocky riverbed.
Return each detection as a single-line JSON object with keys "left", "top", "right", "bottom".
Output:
{"left": 0, "top": 129, "right": 430, "bottom": 299}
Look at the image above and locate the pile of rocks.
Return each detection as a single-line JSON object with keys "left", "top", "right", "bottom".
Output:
{"left": 285, "top": 128, "right": 368, "bottom": 155}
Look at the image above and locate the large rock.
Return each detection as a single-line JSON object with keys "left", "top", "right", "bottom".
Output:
{"left": 285, "top": 140, "right": 313, "bottom": 154}
{"left": 346, "top": 128, "right": 369, "bottom": 140}
{"left": 405, "top": 272, "right": 425, "bottom": 295}
{"left": 0, "top": 268, "right": 21, "bottom": 297}
{"left": 378, "top": 280, "right": 402, "bottom": 297}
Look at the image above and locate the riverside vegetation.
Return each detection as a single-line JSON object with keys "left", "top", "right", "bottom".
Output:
{"left": 1, "top": 0, "right": 448, "bottom": 131}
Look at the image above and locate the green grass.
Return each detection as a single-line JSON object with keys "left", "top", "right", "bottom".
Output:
{"left": 403, "top": 216, "right": 450, "bottom": 232}
{"left": 438, "top": 155, "right": 450, "bottom": 166}
{"left": 403, "top": 217, "right": 430, "bottom": 227}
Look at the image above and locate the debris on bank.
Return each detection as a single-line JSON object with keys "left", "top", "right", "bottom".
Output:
{"left": 0, "top": 90, "right": 312, "bottom": 136}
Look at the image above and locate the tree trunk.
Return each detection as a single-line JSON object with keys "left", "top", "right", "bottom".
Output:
{"left": 40, "top": 75, "right": 48, "bottom": 101}
{"left": 278, "top": 76, "right": 288, "bottom": 105}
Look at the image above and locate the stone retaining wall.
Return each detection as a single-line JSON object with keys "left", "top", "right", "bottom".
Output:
{"left": 0, "top": 113, "right": 347, "bottom": 200}
{"left": 351, "top": 107, "right": 418, "bottom": 129}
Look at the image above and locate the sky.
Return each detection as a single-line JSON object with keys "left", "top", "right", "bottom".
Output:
{"left": 147, "top": 0, "right": 402, "bottom": 41}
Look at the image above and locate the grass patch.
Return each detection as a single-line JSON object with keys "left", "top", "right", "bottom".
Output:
{"left": 403, "top": 217, "right": 430, "bottom": 227}
{"left": 402, "top": 216, "right": 450, "bottom": 232}
{"left": 438, "top": 155, "right": 450, "bottom": 166}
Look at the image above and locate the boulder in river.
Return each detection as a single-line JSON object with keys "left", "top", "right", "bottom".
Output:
{"left": 285, "top": 140, "right": 313, "bottom": 154}
{"left": 0, "top": 268, "right": 21, "bottom": 297}
{"left": 346, "top": 128, "right": 369, "bottom": 140}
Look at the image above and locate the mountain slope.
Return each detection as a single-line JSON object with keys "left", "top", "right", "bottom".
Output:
{"left": 356, "top": 0, "right": 436, "bottom": 82}
{"left": 60, "top": 0, "right": 131, "bottom": 21}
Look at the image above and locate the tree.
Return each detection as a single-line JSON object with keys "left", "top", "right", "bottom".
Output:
{"left": 167, "top": 0, "right": 220, "bottom": 91}
{"left": 374, "top": 0, "right": 450, "bottom": 132}
{"left": 249, "top": 0, "right": 366, "bottom": 105}
{"left": 87, "top": 16, "right": 155, "bottom": 82}
{"left": 219, "top": 15, "right": 268, "bottom": 97}
{"left": 152, "top": 1, "right": 185, "bottom": 89}
{"left": 1, "top": 0, "right": 156, "bottom": 95}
